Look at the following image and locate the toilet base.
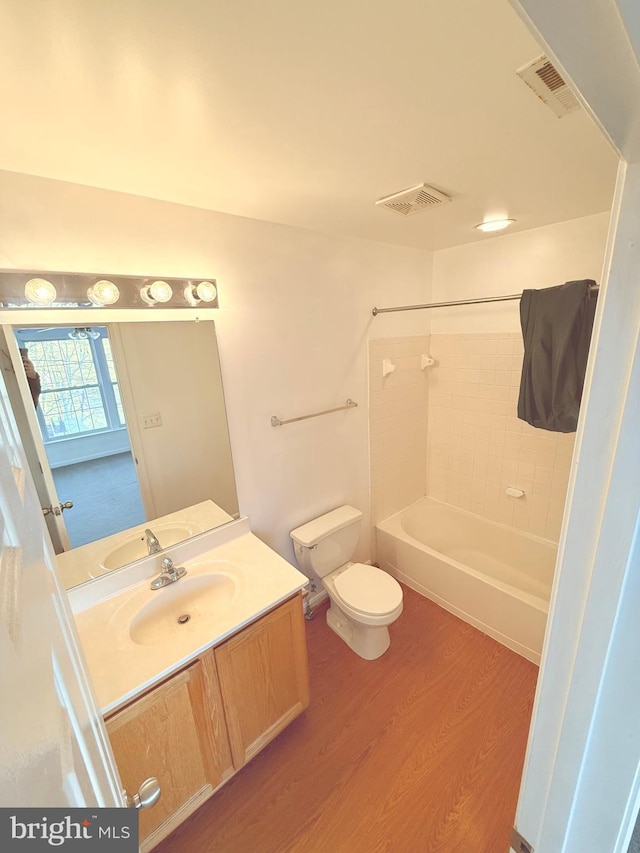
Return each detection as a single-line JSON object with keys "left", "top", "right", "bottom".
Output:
{"left": 326, "top": 604, "right": 391, "bottom": 660}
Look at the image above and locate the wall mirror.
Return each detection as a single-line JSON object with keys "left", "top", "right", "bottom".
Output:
{"left": 0, "top": 317, "right": 239, "bottom": 590}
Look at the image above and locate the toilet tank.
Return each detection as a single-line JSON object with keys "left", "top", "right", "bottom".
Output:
{"left": 290, "top": 505, "right": 363, "bottom": 578}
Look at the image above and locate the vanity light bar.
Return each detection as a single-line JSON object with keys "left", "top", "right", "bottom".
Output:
{"left": 0, "top": 270, "right": 219, "bottom": 311}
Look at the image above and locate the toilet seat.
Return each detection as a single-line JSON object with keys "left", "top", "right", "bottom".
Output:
{"left": 332, "top": 563, "right": 403, "bottom": 617}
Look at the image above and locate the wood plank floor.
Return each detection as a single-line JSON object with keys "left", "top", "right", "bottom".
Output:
{"left": 155, "top": 586, "right": 538, "bottom": 853}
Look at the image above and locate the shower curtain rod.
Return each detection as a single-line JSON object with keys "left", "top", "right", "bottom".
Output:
{"left": 371, "top": 284, "right": 599, "bottom": 316}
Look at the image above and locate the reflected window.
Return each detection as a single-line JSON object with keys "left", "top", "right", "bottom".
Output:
{"left": 14, "top": 327, "right": 124, "bottom": 442}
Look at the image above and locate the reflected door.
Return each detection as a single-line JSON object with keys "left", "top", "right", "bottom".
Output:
{"left": 1, "top": 325, "right": 69, "bottom": 551}
{"left": 13, "top": 325, "right": 146, "bottom": 548}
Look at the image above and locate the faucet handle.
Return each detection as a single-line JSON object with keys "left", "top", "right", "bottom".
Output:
{"left": 150, "top": 556, "right": 186, "bottom": 588}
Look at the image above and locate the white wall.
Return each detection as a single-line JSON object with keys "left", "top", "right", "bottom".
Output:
{"left": 45, "top": 430, "right": 130, "bottom": 468}
{"left": 0, "top": 169, "right": 433, "bottom": 564}
{"left": 430, "top": 212, "right": 610, "bottom": 333}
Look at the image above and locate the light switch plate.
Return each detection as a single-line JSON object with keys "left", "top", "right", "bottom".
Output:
{"left": 141, "top": 412, "right": 162, "bottom": 429}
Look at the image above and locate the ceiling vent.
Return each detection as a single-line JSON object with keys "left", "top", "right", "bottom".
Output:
{"left": 517, "top": 55, "right": 580, "bottom": 118}
{"left": 375, "top": 183, "right": 451, "bottom": 216}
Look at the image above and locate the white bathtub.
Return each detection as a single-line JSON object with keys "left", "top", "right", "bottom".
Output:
{"left": 376, "top": 497, "right": 556, "bottom": 663}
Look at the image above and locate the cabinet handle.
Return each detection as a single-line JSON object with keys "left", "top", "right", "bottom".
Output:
{"left": 125, "top": 777, "right": 161, "bottom": 809}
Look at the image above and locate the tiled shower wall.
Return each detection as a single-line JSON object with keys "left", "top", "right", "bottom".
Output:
{"left": 369, "top": 333, "right": 575, "bottom": 543}
{"left": 427, "top": 333, "right": 574, "bottom": 541}
{"left": 369, "top": 336, "right": 429, "bottom": 527}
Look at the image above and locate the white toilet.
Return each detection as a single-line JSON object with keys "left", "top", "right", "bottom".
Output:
{"left": 290, "top": 505, "right": 403, "bottom": 660}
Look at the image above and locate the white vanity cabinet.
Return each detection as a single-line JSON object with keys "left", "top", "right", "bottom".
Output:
{"left": 105, "top": 592, "right": 309, "bottom": 851}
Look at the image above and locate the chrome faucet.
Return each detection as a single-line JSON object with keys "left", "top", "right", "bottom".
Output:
{"left": 150, "top": 557, "right": 187, "bottom": 590}
{"left": 145, "top": 528, "right": 162, "bottom": 555}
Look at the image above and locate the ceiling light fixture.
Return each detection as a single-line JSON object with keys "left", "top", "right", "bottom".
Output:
{"left": 68, "top": 327, "right": 101, "bottom": 340}
{"left": 87, "top": 279, "right": 120, "bottom": 306}
{"left": 1, "top": 271, "right": 219, "bottom": 312}
{"left": 475, "top": 218, "right": 516, "bottom": 233}
{"left": 140, "top": 280, "right": 173, "bottom": 305}
{"left": 24, "top": 277, "right": 57, "bottom": 305}
{"left": 184, "top": 280, "right": 218, "bottom": 306}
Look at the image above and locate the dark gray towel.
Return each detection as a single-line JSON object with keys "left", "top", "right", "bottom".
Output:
{"left": 517, "top": 280, "right": 597, "bottom": 432}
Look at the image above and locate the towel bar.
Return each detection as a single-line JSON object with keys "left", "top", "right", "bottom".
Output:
{"left": 271, "top": 398, "right": 357, "bottom": 427}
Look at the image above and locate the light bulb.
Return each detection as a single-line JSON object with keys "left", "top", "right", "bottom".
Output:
{"left": 24, "top": 277, "right": 57, "bottom": 305}
{"left": 475, "top": 218, "right": 516, "bottom": 233}
{"left": 196, "top": 281, "right": 217, "bottom": 302}
{"left": 87, "top": 279, "right": 120, "bottom": 306}
{"left": 141, "top": 280, "right": 173, "bottom": 304}
{"left": 184, "top": 280, "right": 218, "bottom": 305}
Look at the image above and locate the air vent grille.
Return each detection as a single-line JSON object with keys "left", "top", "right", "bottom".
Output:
{"left": 376, "top": 183, "right": 451, "bottom": 216}
{"left": 536, "top": 61, "right": 564, "bottom": 92}
{"left": 517, "top": 55, "right": 580, "bottom": 118}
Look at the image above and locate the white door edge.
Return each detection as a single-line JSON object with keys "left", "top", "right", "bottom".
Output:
{"left": 509, "top": 2, "right": 640, "bottom": 851}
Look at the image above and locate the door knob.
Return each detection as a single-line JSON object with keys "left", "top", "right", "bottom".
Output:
{"left": 60, "top": 500, "right": 74, "bottom": 511}
{"left": 125, "top": 777, "right": 161, "bottom": 809}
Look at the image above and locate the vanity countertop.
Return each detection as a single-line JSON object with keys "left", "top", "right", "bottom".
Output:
{"left": 57, "top": 499, "right": 234, "bottom": 589}
{"left": 74, "top": 530, "right": 308, "bottom": 715}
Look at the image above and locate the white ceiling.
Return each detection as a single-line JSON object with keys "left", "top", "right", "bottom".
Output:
{"left": 0, "top": 0, "right": 618, "bottom": 251}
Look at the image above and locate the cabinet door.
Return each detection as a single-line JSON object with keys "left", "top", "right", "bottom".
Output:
{"left": 215, "top": 593, "right": 310, "bottom": 768}
{"left": 106, "top": 654, "right": 233, "bottom": 849}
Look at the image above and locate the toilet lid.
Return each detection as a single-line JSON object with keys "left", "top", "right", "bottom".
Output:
{"left": 333, "top": 563, "right": 402, "bottom": 615}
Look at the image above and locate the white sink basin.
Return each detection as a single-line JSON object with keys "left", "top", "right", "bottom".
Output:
{"left": 98, "top": 524, "right": 200, "bottom": 574}
{"left": 129, "top": 570, "right": 238, "bottom": 646}
{"left": 73, "top": 526, "right": 310, "bottom": 714}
